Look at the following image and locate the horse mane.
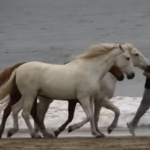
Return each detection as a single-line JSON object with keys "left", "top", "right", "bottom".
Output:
{"left": 0, "top": 62, "right": 25, "bottom": 86}
{"left": 75, "top": 43, "right": 119, "bottom": 59}
{"left": 122, "top": 43, "right": 134, "bottom": 51}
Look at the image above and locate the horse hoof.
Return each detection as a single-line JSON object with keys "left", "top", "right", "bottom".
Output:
{"left": 43, "top": 133, "right": 55, "bottom": 139}
{"left": 101, "top": 133, "right": 105, "bottom": 137}
{"left": 32, "top": 136, "right": 42, "bottom": 139}
{"left": 107, "top": 128, "right": 112, "bottom": 134}
{"left": 68, "top": 126, "right": 73, "bottom": 133}
{"left": 33, "top": 134, "right": 42, "bottom": 139}
{"left": 54, "top": 130, "right": 59, "bottom": 138}
{"left": 7, "top": 131, "right": 13, "bottom": 138}
{"left": 96, "top": 134, "right": 105, "bottom": 138}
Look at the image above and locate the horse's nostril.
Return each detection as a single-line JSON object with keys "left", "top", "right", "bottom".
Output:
{"left": 127, "top": 73, "right": 135, "bottom": 80}
{"left": 118, "top": 75, "right": 124, "bottom": 81}
{"left": 132, "top": 73, "right": 135, "bottom": 77}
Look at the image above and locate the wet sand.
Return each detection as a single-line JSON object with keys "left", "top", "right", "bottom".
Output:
{"left": 1, "top": 128, "right": 150, "bottom": 150}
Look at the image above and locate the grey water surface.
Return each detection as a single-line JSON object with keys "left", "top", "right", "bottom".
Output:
{"left": 0, "top": 0, "right": 150, "bottom": 96}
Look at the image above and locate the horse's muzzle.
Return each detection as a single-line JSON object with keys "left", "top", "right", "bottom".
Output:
{"left": 117, "top": 75, "right": 124, "bottom": 81}
{"left": 127, "top": 73, "right": 135, "bottom": 79}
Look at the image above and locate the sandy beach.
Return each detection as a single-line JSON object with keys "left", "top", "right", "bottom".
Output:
{"left": 1, "top": 137, "right": 150, "bottom": 150}
{"left": 0, "top": 128, "right": 150, "bottom": 149}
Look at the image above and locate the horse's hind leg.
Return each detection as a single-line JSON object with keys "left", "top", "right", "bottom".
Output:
{"left": 0, "top": 86, "right": 21, "bottom": 138}
{"left": 30, "top": 98, "right": 42, "bottom": 138}
{"left": 30, "top": 99, "right": 40, "bottom": 134}
{"left": 30, "top": 97, "right": 54, "bottom": 138}
{"left": 7, "top": 98, "right": 23, "bottom": 138}
{"left": 54, "top": 100, "right": 77, "bottom": 137}
{"left": 0, "top": 101, "right": 11, "bottom": 138}
{"left": 21, "top": 94, "right": 42, "bottom": 139}
{"left": 101, "top": 97, "right": 120, "bottom": 134}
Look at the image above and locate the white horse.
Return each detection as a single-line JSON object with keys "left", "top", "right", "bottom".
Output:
{"left": 34, "top": 43, "right": 150, "bottom": 137}
{"left": 66, "top": 43, "right": 150, "bottom": 135}
{"left": 0, "top": 43, "right": 133, "bottom": 138}
{"left": 33, "top": 43, "right": 136, "bottom": 137}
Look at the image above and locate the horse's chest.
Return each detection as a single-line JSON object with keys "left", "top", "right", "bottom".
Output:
{"left": 85, "top": 82, "right": 100, "bottom": 96}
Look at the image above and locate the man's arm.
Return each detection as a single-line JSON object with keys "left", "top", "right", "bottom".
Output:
{"left": 143, "top": 72, "right": 150, "bottom": 79}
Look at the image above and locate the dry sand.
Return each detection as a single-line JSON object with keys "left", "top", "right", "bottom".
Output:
{"left": 0, "top": 137, "right": 150, "bottom": 150}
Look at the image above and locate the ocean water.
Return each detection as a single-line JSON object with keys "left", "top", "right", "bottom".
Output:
{"left": 0, "top": 0, "right": 150, "bottom": 97}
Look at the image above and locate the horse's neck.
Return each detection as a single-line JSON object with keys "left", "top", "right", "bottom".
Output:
{"left": 89, "top": 48, "right": 123, "bottom": 80}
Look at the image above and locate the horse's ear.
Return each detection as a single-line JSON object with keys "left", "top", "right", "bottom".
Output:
{"left": 119, "top": 44, "right": 125, "bottom": 52}
{"left": 64, "top": 61, "right": 70, "bottom": 64}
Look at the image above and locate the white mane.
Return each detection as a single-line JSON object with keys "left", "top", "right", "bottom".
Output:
{"left": 122, "top": 43, "right": 135, "bottom": 52}
{"left": 76, "top": 43, "right": 120, "bottom": 59}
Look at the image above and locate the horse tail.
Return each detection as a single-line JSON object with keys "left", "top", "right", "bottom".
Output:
{"left": 0, "top": 69, "right": 16, "bottom": 100}
{"left": 0, "top": 100, "right": 9, "bottom": 114}
{"left": 0, "top": 62, "right": 25, "bottom": 87}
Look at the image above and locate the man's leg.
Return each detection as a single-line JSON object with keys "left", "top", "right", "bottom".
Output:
{"left": 127, "top": 89, "right": 150, "bottom": 136}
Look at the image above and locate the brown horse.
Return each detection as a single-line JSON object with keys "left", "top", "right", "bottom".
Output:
{"left": 0, "top": 63, "right": 124, "bottom": 138}
{"left": 0, "top": 62, "right": 25, "bottom": 138}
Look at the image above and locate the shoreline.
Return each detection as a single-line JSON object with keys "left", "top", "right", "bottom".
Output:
{"left": 2, "top": 127, "right": 150, "bottom": 138}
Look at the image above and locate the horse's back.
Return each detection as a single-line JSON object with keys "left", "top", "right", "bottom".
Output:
{"left": 15, "top": 61, "right": 74, "bottom": 87}
{"left": 16, "top": 61, "right": 70, "bottom": 76}
{"left": 15, "top": 61, "right": 82, "bottom": 99}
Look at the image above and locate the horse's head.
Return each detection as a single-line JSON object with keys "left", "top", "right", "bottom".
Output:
{"left": 109, "top": 65, "right": 124, "bottom": 81}
{"left": 123, "top": 43, "right": 150, "bottom": 72}
{"left": 114, "top": 47, "right": 135, "bottom": 79}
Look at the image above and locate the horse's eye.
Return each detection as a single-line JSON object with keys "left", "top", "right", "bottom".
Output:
{"left": 135, "top": 53, "right": 139, "bottom": 56}
{"left": 126, "top": 57, "right": 130, "bottom": 60}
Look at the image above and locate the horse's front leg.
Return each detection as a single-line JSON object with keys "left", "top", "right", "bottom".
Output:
{"left": 71, "top": 96, "right": 104, "bottom": 138}
{"left": 33, "top": 96, "right": 54, "bottom": 138}
{"left": 68, "top": 99, "right": 93, "bottom": 132}
{"left": 68, "top": 117, "right": 89, "bottom": 133}
{"left": 54, "top": 100, "right": 77, "bottom": 137}
{"left": 33, "top": 98, "right": 51, "bottom": 134}
{"left": 101, "top": 97, "right": 120, "bottom": 134}
{"left": 94, "top": 100, "right": 104, "bottom": 135}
